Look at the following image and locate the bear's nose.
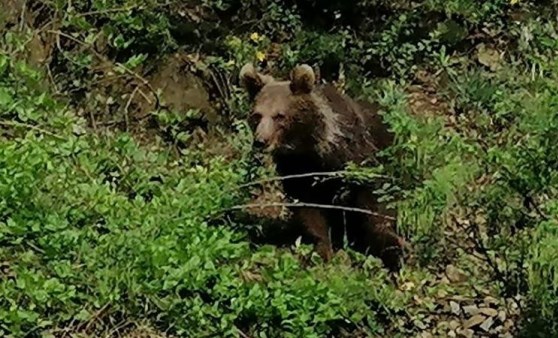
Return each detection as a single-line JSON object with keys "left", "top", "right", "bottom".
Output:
{"left": 253, "top": 139, "right": 266, "bottom": 150}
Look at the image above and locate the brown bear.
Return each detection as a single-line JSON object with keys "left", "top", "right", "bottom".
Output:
{"left": 239, "top": 62, "right": 406, "bottom": 270}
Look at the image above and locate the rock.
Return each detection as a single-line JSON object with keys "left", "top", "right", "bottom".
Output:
{"left": 147, "top": 53, "right": 218, "bottom": 123}
{"left": 480, "top": 317, "right": 494, "bottom": 332}
{"left": 2, "top": 0, "right": 25, "bottom": 28}
{"left": 436, "top": 321, "right": 450, "bottom": 331}
{"left": 463, "top": 305, "right": 479, "bottom": 316}
{"left": 483, "top": 296, "right": 499, "bottom": 305}
{"left": 450, "top": 301, "right": 461, "bottom": 315}
{"left": 446, "top": 264, "right": 468, "bottom": 283}
{"left": 26, "top": 33, "right": 53, "bottom": 67}
{"left": 437, "top": 289, "right": 448, "bottom": 298}
{"left": 463, "top": 314, "right": 486, "bottom": 329}
{"left": 457, "top": 329, "right": 474, "bottom": 338}
{"left": 415, "top": 319, "right": 427, "bottom": 330}
{"left": 449, "top": 320, "right": 460, "bottom": 330}
{"left": 509, "top": 299, "right": 520, "bottom": 312}
{"left": 479, "top": 307, "right": 498, "bottom": 317}
{"left": 440, "top": 276, "right": 451, "bottom": 284}
{"left": 450, "top": 295, "right": 470, "bottom": 302}
{"left": 503, "top": 319, "right": 514, "bottom": 330}
{"left": 498, "top": 310, "right": 506, "bottom": 322}
{"left": 476, "top": 43, "right": 502, "bottom": 71}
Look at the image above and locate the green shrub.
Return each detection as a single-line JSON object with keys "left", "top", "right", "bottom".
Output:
{"left": 0, "top": 49, "right": 410, "bottom": 337}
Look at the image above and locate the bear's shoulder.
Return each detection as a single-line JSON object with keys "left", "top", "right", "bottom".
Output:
{"left": 314, "top": 84, "right": 395, "bottom": 153}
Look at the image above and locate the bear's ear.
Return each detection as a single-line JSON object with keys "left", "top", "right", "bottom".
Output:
{"left": 239, "top": 63, "right": 273, "bottom": 99}
{"left": 289, "top": 64, "right": 316, "bottom": 94}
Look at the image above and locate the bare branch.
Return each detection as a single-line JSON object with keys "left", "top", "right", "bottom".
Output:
{"left": 0, "top": 120, "right": 65, "bottom": 140}
{"left": 239, "top": 171, "right": 390, "bottom": 189}
{"left": 214, "top": 202, "right": 396, "bottom": 221}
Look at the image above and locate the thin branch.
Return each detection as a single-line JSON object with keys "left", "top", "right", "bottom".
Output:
{"left": 239, "top": 171, "right": 390, "bottom": 189}
{"left": 465, "top": 218, "right": 507, "bottom": 286}
{"left": 213, "top": 202, "right": 396, "bottom": 221}
{"left": 0, "top": 120, "right": 65, "bottom": 140}
{"left": 89, "top": 109, "right": 98, "bottom": 132}
{"left": 19, "top": 1, "right": 27, "bottom": 32}
{"left": 74, "top": 1, "right": 177, "bottom": 17}
{"left": 137, "top": 88, "right": 153, "bottom": 105}
{"left": 524, "top": 195, "right": 549, "bottom": 221}
{"left": 123, "top": 86, "right": 139, "bottom": 132}
{"left": 46, "top": 63, "right": 60, "bottom": 94}
{"left": 236, "top": 327, "right": 251, "bottom": 338}
{"left": 75, "top": 6, "right": 141, "bottom": 17}
{"left": 82, "top": 303, "right": 111, "bottom": 332}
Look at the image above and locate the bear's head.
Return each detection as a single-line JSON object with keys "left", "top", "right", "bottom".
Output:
{"left": 239, "top": 63, "right": 327, "bottom": 155}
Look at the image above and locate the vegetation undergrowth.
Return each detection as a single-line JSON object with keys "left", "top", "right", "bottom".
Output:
{"left": 1, "top": 0, "right": 558, "bottom": 337}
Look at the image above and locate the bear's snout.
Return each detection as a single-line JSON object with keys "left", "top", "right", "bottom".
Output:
{"left": 252, "top": 139, "right": 266, "bottom": 150}
{"left": 253, "top": 117, "right": 277, "bottom": 151}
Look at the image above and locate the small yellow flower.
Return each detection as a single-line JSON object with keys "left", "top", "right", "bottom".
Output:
{"left": 510, "top": 0, "right": 519, "bottom": 4}
{"left": 250, "top": 32, "right": 260, "bottom": 42}
{"left": 255, "top": 51, "right": 266, "bottom": 62}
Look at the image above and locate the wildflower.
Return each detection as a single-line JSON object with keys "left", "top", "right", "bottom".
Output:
{"left": 256, "top": 51, "right": 266, "bottom": 62}
{"left": 250, "top": 32, "right": 261, "bottom": 42}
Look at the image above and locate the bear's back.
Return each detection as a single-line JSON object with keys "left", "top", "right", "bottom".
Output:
{"left": 316, "top": 84, "right": 395, "bottom": 165}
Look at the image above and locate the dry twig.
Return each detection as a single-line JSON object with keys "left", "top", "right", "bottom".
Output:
{"left": 213, "top": 202, "right": 396, "bottom": 221}
{"left": 239, "top": 171, "right": 390, "bottom": 189}
{"left": 0, "top": 120, "right": 65, "bottom": 140}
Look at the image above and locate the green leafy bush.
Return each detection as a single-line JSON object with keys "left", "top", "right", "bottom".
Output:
{"left": 0, "top": 52, "right": 411, "bottom": 337}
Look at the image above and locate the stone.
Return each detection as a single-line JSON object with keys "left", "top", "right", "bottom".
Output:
{"left": 480, "top": 317, "right": 494, "bottom": 332}
{"left": 446, "top": 264, "right": 468, "bottom": 283}
{"left": 498, "top": 310, "right": 506, "bottom": 322}
{"left": 503, "top": 319, "right": 514, "bottom": 330}
{"left": 450, "top": 301, "right": 461, "bottom": 315}
{"left": 463, "top": 314, "right": 486, "bottom": 329}
{"left": 463, "top": 305, "right": 479, "bottom": 316}
{"left": 476, "top": 43, "right": 502, "bottom": 71}
{"left": 438, "top": 289, "right": 448, "bottom": 298}
{"left": 479, "top": 307, "right": 498, "bottom": 317}
{"left": 483, "top": 296, "right": 499, "bottom": 305}
{"left": 147, "top": 53, "right": 218, "bottom": 123}
{"left": 493, "top": 325, "right": 503, "bottom": 333}
{"left": 457, "top": 329, "right": 474, "bottom": 338}
{"left": 449, "top": 320, "right": 460, "bottom": 330}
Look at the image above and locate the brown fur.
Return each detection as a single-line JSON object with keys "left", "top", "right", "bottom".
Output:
{"left": 239, "top": 63, "right": 405, "bottom": 270}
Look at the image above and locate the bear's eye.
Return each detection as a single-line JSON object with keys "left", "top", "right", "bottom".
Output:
{"left": 248, "top": 112, "right": 261, "bottom": 128}
{"left": 250, "top": 112, "right": 262, "bottom": 121}
{"left": 275, "top": 112, "right": 286, "bottom": 121}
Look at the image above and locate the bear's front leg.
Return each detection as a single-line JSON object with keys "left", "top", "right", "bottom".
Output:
{"left": 295, "top": 207, "right": 333, "bottom": 262}
{"left": 351, "top": 189, "right": 406, "bottom": 271}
